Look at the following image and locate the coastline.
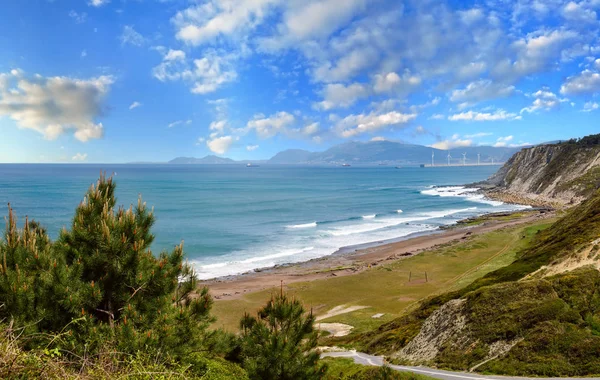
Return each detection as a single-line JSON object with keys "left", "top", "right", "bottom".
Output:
{"left": 200, "top": 207, "right": 554, "bottom": 301}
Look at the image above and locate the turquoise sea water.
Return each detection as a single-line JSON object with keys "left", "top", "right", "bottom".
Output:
{"left": 0, "top": 164, "right": 528, "bottom": 279}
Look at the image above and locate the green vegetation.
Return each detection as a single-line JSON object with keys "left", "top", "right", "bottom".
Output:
{"left": 213, "top": 215, "right": 555, "bottom": 335}
{"left": 238, "top": 292, "right": 325, "bottom": 379}
{"left": 0, "top": 175, "right": 324, "bottom": 379}
{"left": 348, "top": 190, "right": 600, "bottom": 376}
{"left": 322, "top": 358, "right": 433, "bottom": 380}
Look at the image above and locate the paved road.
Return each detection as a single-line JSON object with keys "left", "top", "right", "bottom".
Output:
{"left": 321, "top": 351, "right": 600, "bottom": 380}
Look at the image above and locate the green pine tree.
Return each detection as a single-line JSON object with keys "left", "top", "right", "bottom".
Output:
{"left": 54, "top": 173, "right": 214, "bottom": 356}
{"left": 239, "top": 290, "right": 326, "bottom": 380}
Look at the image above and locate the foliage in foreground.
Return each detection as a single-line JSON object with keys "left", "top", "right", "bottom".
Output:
{"left": 0, "top": 174, "right": 325, "bottom": 378}
{"left": 239, "top": 291, "right": 326, "bottom": 379}
{"left": 322, "top": 358, "right": 433, "bottom": 380}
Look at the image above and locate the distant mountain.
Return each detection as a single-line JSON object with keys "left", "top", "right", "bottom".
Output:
{"left": 167, "top": 141, "right": 526, "bottom": 166}
{"left": 168, "top": 155, "right": 236, "bottom": 164}
{"left": 267, "top": 141, "right": 523, "bottom": 165}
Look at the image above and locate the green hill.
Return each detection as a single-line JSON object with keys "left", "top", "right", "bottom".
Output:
{"left": 348, "top": 189, "right": 600, "bottom": 376}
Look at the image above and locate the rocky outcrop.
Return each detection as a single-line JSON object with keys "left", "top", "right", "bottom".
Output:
{"left": 480, "top": 139, "right": 600, "bottom": 207}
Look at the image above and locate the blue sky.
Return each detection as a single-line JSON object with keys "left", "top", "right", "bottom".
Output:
{"left": 1, "top": 0, "right": 600, "bottom": 163}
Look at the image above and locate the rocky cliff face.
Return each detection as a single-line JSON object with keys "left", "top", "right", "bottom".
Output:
{"left": 481, "top": 140, "right": 600, "bottom": 207}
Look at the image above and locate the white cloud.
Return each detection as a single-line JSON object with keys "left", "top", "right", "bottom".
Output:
{"left": 371, "top": 136, "right": 387, "bottom": 142}
{"left": 207, "top": 135, "right": 234, "bottom": 154}
{"left": 562, "top": 1, "right": 597, "bottom": 23}
{"left": 81, "top": 50, "right": 87, "bottom": 58}
{"left": 302, "top": 122, "right": 320, "bottom": 136}
{"left": 69, "top": 10, "right": 87, "bottom": 24}
{"left": 0, "top": 69, "right": 112, "bottom": 142}
{"left": 72, "top": 153, "right": 88, "bottom": 161}
{"left": 431, "top": 137, "right": 473, "bottom": 150}
{"left": 168, "top": 119, "right": 192, "bottom": 128}
{"left": 246, "top": 144, "right": 259, "bottom": 151}
{"left": 560, "top": 69, "right": 600, "bottom": 95}
{"left": 173, "top": 0, "right": 278, "bottom": 46}
{"left": 583, "top": 101, "right": 599, "bottom": 112}
{"left": 120, "top": 26, "right": 145, "bottom": 47}
{"left": 448, "top": 110, "right": 522, "bottom": 122}
{"left": 165, "top": 49, "right": 186, "bottom": 61}
{"left": 259, "top": 0, "right": 367, "bottom": 51}
{"left": 153, "top": 50, "right": 237, "bottom": 94}
{"left": 450, "top": 80, "right": 515, "bottom": 104}
{"left": 247, "top": 111, "right": 295, "bottom": 138}
{"left": 373, "top": 72, "right": 421, "bottom": 93}
{"left": 335, "top": 111, "right": 417, "bottom": 138}
{"left": 465, "top": 132, "right": 493, "bottom": 138}
{"left": 89, "top": 0, "right": 109, "bottom": 7}
{"left": 429, "top": 114, "right": 445, "bottom": 120}
{"left": 209, "top": 119, "right": 227, "bottom": 132}
{"left": 521, "top": 88, "right": 568, "bottom": 113}
{"left": 315, "top": 83, "right": 369, "bottom": 110}
{"left": 129, "top": 101, "right": 142, "bottom": 110}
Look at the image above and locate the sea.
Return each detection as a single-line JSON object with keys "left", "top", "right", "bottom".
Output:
{"left": 0, "top": 164, "right": 530, "bottom": 279}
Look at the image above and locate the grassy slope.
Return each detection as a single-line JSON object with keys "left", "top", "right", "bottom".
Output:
{"left": 212, "top": 217, "right": 555, "bottom": 334}
{"left": 322, "top": 357, "right": 434, "bottom": 380}
{"left": 350, "top": 190, "right": 600, "bottom": 376}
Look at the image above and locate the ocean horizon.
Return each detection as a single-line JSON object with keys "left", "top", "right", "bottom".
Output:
{"left": 0, "top": 164, "right": 529, "bottom": 279}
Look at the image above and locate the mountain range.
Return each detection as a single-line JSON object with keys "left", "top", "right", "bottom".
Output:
{"left": 168, "top": 141, "right": 525, "bottom": 165}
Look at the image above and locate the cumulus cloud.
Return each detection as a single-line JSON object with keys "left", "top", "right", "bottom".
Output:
{"left": 173, "top": 0, "right": 278, "bottom": 46}
{"left": 431, "top": 134, "right": 473, "bottom": 150}
{"left": 560, "top": 69, "right": 600, "bottom": 95}
{"left": 335, "top": 111, "right": 417, "bottom": 138}
{"left": 315, "top": 83, "right": 369, "bottom": 110}
{"left": 316, "top": 71, "right": 420, "bottom": 110}
{"left": 207, "top": 135, "right": 234, "bottom": 154}
{"left": 246, "top": 144, "right": 259, "bottom": 151}
{"left": 153, "top": 50, "right": 237, "bottom": 94}
{"left": 89, "top": 0, "right": 109, "bottom": 7}
{"left": 72, "top": 153, "right": 88, "bottom": 161}
{"left": 258, "top": 0, "right": 367, "bottom": 51}
{"left": 129, "top": 101, "right": 142, "bottom": 110}
{"left": 120, "top": 26, "right": 145, "bottom": 47}
{"left": 562, "top": 1, "right": 597, "bottom": 23}
{"left": 0, "top": 69, "right": 112, "bottom": 142}
{"left": 247, "top": 111, "right": 295, "bottom": 138}
{"left": 521, "top": 88, "right": 568, "bottom": 113}
{"left": 448, "top": 109, "right": 521, "bottom": 122}
{"left": 583, "top": 101, "right": 599, "bottom": 112}
{"left": 450, "top": 80, "right": 515, "bottom": 104}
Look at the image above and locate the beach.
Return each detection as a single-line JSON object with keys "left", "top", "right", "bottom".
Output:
{"left": 201, "top": 208, "right": 554, "bottom": 301}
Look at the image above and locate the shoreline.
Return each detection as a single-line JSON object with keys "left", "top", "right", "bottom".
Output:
{"left": 200, "top": 208, "right": 554, "bottom": 300}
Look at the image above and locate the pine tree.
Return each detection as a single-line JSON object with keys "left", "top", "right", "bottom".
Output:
{"left": 54, "top": 173, "right": 213, "bottom": 355}
{"left": 0, "top": 205, "right": 75, "bottom": 335}
{"left": 239, "top": 291, "right": 326, "bottom": 380}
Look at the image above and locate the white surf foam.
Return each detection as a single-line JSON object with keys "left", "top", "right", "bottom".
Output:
{"left": 286, "top": 222, "right": 317, "bottom": 229}
{"left": 397, "top": 209, "right": 403, "bottom": 213}
{"left": 421, "top": 186, "right": 504, "bottom": 206}
{"left": 362, "top": 214, "right": 376, "bottom": 219}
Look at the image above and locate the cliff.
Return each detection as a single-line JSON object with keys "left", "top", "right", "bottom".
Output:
{"left": 480, "top": 135, "right": 600, "bottom": 207}
{"left": 351, "top": 189, "right": 600, "bottom": 376}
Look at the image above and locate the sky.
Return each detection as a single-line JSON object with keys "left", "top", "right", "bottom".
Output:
{"left": 1, "top": 0, "right": 600, "bottom": 163}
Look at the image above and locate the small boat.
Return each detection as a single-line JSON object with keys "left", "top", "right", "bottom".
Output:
{"left": 342, "top": 163, "right": 351, "bottom": 167}
{"left": 246, "top": 163, "right": 260, "bottom": 167}
{"left": 395, "top": 166, "right": 402, "bottom": 169}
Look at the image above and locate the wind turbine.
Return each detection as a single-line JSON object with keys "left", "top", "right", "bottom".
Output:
{"left": 462, "top": 152, "right": 467, "bottom": 166}
{"left": 447, "top": 152, "right": 452, "bottom": 166}
{"left": 431, "top": 150, "right": 435, "bottom": 167}
{"left": 477, "top": 153, "right": 480, "bottom": 166}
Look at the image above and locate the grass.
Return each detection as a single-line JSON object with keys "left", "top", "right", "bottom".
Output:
{"left": 322, "top": 357, "right": 435, "bottom": 380}
{"left": 211, "top": 216, "right": 556, "bottom": 334}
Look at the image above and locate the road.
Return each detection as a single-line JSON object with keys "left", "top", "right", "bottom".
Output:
{"left": 321, "top": 351, "right": 600, "bottom": 380}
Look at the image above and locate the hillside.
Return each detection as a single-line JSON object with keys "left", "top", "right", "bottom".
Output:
{"left": 169, "top": 155, "right": 237, "bottom": 164}
{"left": 348, "top": 188, "right": 600, "bottom": 376}
{"left": 480, "top": 135, "right": 600, "bottom": 206}
{"left": 268, "top": 141, "right": 520, "bottom": 165}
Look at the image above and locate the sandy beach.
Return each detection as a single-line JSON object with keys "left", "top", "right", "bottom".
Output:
{"left": 200, "top": 209, "right": 555, "bottom": 300}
